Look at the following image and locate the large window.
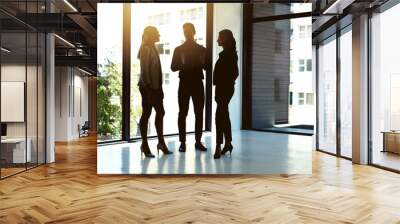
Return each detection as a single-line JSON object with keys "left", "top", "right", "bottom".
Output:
{"left": 130, "top": 3, "right": 207, "bottom": 139}
{"left": 97, "top": 4, "right": 123, "bottom": 142}
{"left": 315, "top": 25, "right": 352, "bottom": 158}
{"left": 370, "top": 4, "right": 400, "bottom": 171}
{"left": 97, "top": 3, "right": 210, "bottom": 143}
{"left": 339, "top": 27, "right": 352, "bottom": 158}
{"left": 249, "top": 3, "right": 314, "bottom": 133}
{"left": 317, "top": 35, "right": 337, "bottom": 154}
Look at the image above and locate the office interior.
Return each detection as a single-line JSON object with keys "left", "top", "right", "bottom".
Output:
{"left": 0, "top": 0, "right": 399, "bottom": 175}
{"left": 0, "top": 0, "right": 400, "bottom": 222}
{"left": 0, "top": 0, "right": 97, "bottom": 179}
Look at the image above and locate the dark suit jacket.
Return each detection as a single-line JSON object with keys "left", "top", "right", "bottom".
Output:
{"left": 171, "top": 40, "right": 207, "bottom": 82}
{"left": 213, "top": 50, "right": 239, "bottom": 86}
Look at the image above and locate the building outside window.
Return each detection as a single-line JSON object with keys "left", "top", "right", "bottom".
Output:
{"left": 306, "top": 93, "right": 314, "bottom": 105}
{"left": 287, "top": 4, "right": 314, "bottom": 130}
{"left": 298, "top": 93, "right": 305, "bottom": 105}
{"left": 299, "top": 25, "right": 306, "bottom": 38}
{"left": 164, "top": 73, "right": 170, "bottom": 85}
{"left": 299, "top": 59, "right": 305, "bottom": 72}
{"left": 306, "top": 59, "right": 312, "bottom": 71}
{"left": 298, "top": 59, "right": 312, "bottom": 72}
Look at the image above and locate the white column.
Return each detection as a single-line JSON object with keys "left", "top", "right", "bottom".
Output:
{"left": 46, "top": 32, "right": 55, "bottom": 163}
{"left": 352, "top": 14, "right": 369, "bottom": 164}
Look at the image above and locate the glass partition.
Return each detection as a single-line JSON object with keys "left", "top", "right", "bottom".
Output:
{"left": 0, "top": 1, "right": 46, "bottom": 179}
{"left": 1, "top": 30, "right": 28, "bottom": 177}
{"left": 317, "top": 35, "right": 337, "bottom": 154}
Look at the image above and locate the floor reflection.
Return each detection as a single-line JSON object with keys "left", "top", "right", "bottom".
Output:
{"left": 97, "top": 131, "right": 313, "bottom": 174}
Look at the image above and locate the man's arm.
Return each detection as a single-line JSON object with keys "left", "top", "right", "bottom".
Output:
{"left": 171, "top": 47, "right": 181, "bottom": 72}
{"left": 200, "top": 46, "right": 208, "bottom": 71}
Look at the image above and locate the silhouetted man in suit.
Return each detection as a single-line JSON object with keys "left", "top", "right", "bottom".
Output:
{"left": 171, "top": 23, "right": 207, "bottom": 152}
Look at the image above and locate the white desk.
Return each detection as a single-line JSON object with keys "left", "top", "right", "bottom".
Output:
{"left": 1, "top": 138, "right": 31, "bottom": 163}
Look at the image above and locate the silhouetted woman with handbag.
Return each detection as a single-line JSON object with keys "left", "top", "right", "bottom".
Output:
{"left": 138, "top": 26, "right": 172, "bottom": 157}
{"left": 213, "top": 29, "right": 239, "bottom": 159}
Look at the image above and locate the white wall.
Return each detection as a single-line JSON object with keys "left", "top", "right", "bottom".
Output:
{"left": 1, "top": 63, "right": 46, "bottom": 164}
{"left": 1, "top": 65, "right": 36, "bottom": 137}
{"left": 55, "top": 67, "right": 89, "bottom": 141}
{"left": 212, "top": 3, "right": 243, "bottom": 131}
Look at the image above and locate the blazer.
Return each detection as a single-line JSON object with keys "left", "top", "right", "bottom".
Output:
{"left": 213, "top": 50, "right": 239, "bottom": 86}
{"left": 138, "top": 45, "right": 162, "bottom": 90}
{"left": 171, "top": 40, "right": 207, "bottom": 82}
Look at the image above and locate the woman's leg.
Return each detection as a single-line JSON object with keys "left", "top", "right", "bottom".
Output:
{"left": 154, "top": 90, "right": 166, "bottom": 145}
{"left": 139, "top": 87, "right": 152, "bottom": 146}
{"left": 214, "top": 100, "right": 223, "bottom": 159}
{"left": 215, "top": 92, "right": 224, "bottom": 145}
{"left": 220, "top": 87, "right": 234, "bottom": 155}
{"left": 224, "top": 107, "right": 232, "bottom": 144}
{"left": 154, "top": 90, "right": 172, "bottom": 154}
{"left": 223, "top": 87, "right": 235, "bottom": 143}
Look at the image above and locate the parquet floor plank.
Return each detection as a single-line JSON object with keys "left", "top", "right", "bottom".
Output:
{"left": 0, "top": 135, "right": 400, "bottom": 223}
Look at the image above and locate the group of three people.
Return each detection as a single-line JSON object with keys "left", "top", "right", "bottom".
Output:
{"left": 137, "top": 22, "right": 238, "bottom": 159}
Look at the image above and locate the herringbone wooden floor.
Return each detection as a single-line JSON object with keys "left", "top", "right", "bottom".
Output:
{"left": 1, "top": 135, "right": 400, "bottom": 224}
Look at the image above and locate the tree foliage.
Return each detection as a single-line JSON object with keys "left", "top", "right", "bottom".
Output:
{"left": 97, "top": 59, "right": 143, "bottom": 140}
{"left": 97, "top": 59, "right": 122, "bottom": 140}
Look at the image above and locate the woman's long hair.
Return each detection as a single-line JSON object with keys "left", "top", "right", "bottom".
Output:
{"left": 138, "top": 26, "right": 158, "bottom": 59}
{"left": 219, "top": 29, "right": 237, "bottom": 59}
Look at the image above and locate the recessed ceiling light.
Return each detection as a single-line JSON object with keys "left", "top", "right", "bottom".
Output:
{"left": 54, "top": 34, "right": 75, "bottom": 48}
{"left": 1, "top": 47, "right": 11, "bottom": 53}
{"left": 63, "top": 0, "right": 78, "bottom": 12}
{"left": 78, "top": 67, "right": 93, "bottom": 76}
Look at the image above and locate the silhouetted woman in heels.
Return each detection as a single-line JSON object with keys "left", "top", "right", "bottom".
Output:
{"left": 138, "top": 26, "right": 172, "bottom": 157}
{"left": 213, "top": 29, "right": 239, "bottom": 159}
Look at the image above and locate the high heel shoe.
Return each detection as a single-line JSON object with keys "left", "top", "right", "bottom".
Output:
{"left": 214, "top": 145, "right": 222, "bottom": 159}
{"left": 141, "top": 144, "right": 155, "bottom": 158}
{"left": 221, "top": 143, "right": 233, "bottom": 155}
{"left": 157, "top": 143, "right": 173, "bottom": 155}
